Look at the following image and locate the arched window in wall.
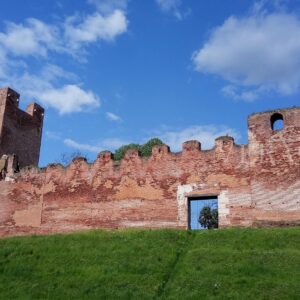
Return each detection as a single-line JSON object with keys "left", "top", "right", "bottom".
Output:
{"left": 270, "top": 113, "right": 284, "bottom": 131}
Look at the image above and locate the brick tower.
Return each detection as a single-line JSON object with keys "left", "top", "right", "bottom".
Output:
{"left": 0, "top": 87, "right": 44, "bottom": 168}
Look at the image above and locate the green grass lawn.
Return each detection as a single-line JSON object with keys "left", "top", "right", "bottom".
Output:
{"left": 0, "top": 228, "right": 300, "bottom": 299}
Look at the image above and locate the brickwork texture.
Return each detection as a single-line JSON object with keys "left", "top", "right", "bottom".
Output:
{"left": 0, "top": 88, "right": 299, "bottom": 236}
{"left": 0, "top": 87, "right": 44, "bottom": 168}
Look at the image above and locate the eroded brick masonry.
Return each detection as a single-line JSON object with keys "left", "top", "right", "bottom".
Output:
{"left": 0, "top": 87, "right": 299, "bottom": 236}
{"left": 0, "top": 87, "right": 44, "bottom": 168}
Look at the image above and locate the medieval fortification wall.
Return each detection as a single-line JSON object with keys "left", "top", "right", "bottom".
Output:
{"left": 0, "top": 87, "right": 299, "bottom": 237}
{"left": 0, "top": 87, "right": 44, "bottom": 169}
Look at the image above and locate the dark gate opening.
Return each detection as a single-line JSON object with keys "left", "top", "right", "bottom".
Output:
{"left": 188, "top": 196, "right": 218, "bottom": 230}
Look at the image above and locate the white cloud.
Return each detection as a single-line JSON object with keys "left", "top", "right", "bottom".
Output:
{"left": 106, "top": 111, "right": 121, "bottom": 121}
{"left": 156, "top": 125, "right": 240, "bottom": 151}
{"left": 0, "top": 65, "right": 100, "bottom": 114}
{"left": 156, "top": 0, "right": 181, "bottom": 11}
{"left": 0, "top": 0, "right": 130, "bottom": 115}
{"left": 101, "top": 137, "right": 128, "bottom": 149}
{"left": 193, "top": 12, "right": 300, "bottom": 98}
{"left": 0, "top": 48, "right": 6, "bottom": 78}
{"left": 0, "top": 18, "right": 59, "bottom": 57}
{"left": 63, "top": 124, "right": 240, "bottom": 155}
{"left": 0, "top": 3, "right": 128, "bottom": 116}
{"left": 156, "top": 0, "right": 188, "bottom": 20}
{"left": 39, "top": 85, "right": 100, "bottom": 115}
{"left": 64, "top": 139, "right": 102, "bottom": 153}
{"left": 0, "top": 47, "right": 5, "bottom": 62}
{"left": 64, "top": 137, "right": 128, "bottom": 153}
{"left": 88, "top": 0, "right": 128, "bottom": 14}
{"left": 41, "top": 64, "right": 78, "bottom": 82}
{"left": 5, "top": 71, "right": 52, "bottom": 96}
{"left": 252, "top": 0, "right": 288, "bottom": 15}
{"left": 64, "top": 10, "right": 128, "bottom": 49}
{"left": 221, "top": 85, "right": 259, "bottom": 102}
{"left": 45, "top": 131, "right": 62, "bottom": 141}
{"left": 0, "top": 7, "right": 128, "bottom": 58}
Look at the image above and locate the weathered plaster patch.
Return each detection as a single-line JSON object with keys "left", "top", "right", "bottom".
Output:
{"left": 115, "top": 177, "right": 163, "bottom": 200}
{"left": 13, "top": 201, "right": 42, "bottom": 227}
{"left": 207, "top": 174, "right": 248, "bottom": 188}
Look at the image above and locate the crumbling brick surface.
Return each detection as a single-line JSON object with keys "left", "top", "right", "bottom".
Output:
{"left": 0, "top": 87, "right": 44, "bottom": 168}
{"left": 0, "top": 105, "right": 299, "bottom": 237}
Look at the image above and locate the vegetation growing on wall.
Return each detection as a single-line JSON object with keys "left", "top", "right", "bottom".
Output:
{"left": 113, "top": 138, "right": 164, "bottom": 160}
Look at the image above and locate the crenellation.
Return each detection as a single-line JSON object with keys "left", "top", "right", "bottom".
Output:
{"left": 0, "top": 100, "right": 299, "bottom": 236}
{"left": 215, "top": 136, "right": 234, "bottom": 150}
{"left": 151, "top": 144, "right": 170, "bottom": 156}
{"left": 98, "top": 151, "right": 114, "bottom": 162}
{"left": 26, "top": 103, "right": 45, "bottom": 121}
{"left": 0, "top": 87, "right": 44, "bottom": 169}
{"left": 0, "top": 87, "right": 20, "bottom": 107}
{"left": 182, "top": 140, "right": 201, "bottom": 152}
{"left": 124, "top": 148, "right": 141, "bottom": 160}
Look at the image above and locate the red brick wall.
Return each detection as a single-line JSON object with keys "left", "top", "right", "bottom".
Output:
{"left": 248, "top": 108, "right": 300, "bottom": 226}
{"left": 0, "top": 107, "right": 299, "bottom": 237}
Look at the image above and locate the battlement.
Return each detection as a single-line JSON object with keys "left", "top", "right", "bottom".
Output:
{"left": 26, "top": 103, "right": 45, "bottom": 121}
{"left": 17, "top": 106, "right": 300, "bottom": 175}
{"left": 0, "top": 106, "right": 299, "bottom": 237}
{"left": 0, "top": 87, "right": 20, "bottom": 106}
{"left": 39, "top": 136, "right": 242, "bottom": 174}
{"left": 0, "top": 87, "right": 44, "bottom": 168}
{"left": 248, "top": 106, "right": 300, "bottom": 138}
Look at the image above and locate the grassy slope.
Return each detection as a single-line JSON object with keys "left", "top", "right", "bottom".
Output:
{"left": 0, "top": 228, "right": 299, "bottom": 299}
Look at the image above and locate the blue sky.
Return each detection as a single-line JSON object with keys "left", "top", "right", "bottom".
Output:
{"left": 0, "top": 0, "right": 299, "bottom": 166}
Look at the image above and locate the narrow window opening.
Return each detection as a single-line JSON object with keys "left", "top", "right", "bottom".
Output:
{"left": 271, "top": 113, "right": 284, "bottom": 131}
{"left": 188, "top": 196, "right": 218, "bottom": 230}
